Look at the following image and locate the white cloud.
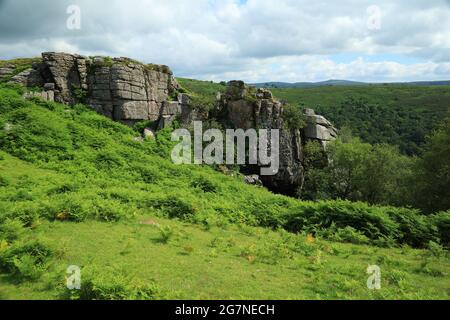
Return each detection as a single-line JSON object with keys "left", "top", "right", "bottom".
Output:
{"left": 200, "top": 55, "right": 450, "bottom": 83}
{"left": 0, "top": 0, "right": 449, "bottom": 82}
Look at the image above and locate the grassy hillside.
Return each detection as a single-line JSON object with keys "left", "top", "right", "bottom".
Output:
{"left": 177, "top": 78, "right": 226, "bottom": 98}
{"left": 0, "top": 83, "right": 449, "bottom": 299}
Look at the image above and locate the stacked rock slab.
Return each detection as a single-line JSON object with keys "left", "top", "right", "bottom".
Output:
{"left": 0, "top": 65, "right": 17, "bottom": 80}
{"left": 220, "top": 81, "right": 304, "bottom": 195}
{"left": 303, "top": 108, "right": 338, "bottom": 147}
{"left": 9, "top": 52, "right": 181, "bottom": 126}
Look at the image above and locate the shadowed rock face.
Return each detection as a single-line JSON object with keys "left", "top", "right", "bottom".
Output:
{"left": 9, "top": 53, "right": 337, "bottom": 196}
{"left": 220, "top": 81, "right": 305, "bottom": 195}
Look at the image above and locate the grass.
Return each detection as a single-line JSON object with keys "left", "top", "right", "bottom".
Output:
{"left": 0, "top": 216, "right": 448, "bottom": 299}
{"left": 177, "top": 78, "right": 226, "bottom": 98}
{"left": 0, "top": 83, "right": 449, "bottom": 300}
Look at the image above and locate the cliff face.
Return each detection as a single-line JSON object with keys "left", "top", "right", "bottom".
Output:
{"left": 219, "top": 81, "right": 305, "bottom": 194}
{"left": 10, "top": 52, "right": 183, "bottom": 126}
{"left": 8, "top": 52, "right": 337, "bottom": 195}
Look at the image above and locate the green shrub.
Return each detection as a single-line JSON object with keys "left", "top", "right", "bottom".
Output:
{"left": 426, "top": 241, "right": 446, "bottom": 258}
{"left": 283, "top": 201, "right": 397, "bottom": 239}
{"left": 281, "top": 201, "right": 439, "bottom": 247}
{"left": 134, "top": 165, "right": 161, "bottom": 184}
{"left": 133, "top": 120, "right": 157, "bottom": 133}
{"left": 0, "top": 107, "right": 73, "bottom": 163}
{"left": 191, "top": 176, "right": 218, "bottom": 193}
{"left": 0, "top": 86, "right": 31, "bottom": 113}
{"left": 51, "top": 196, "right": 90, "bottom": 222}
{"left": 431, "top": 211, "right": 450, "bottom": 247}
{"left": 283, "top": 104, "right": 306, "bottom": 129}
{"left": 91, "top": 199, "right": 131, "bottom": 222}
{"left": 95, "top": 150, "right": 125, "bottom": 170}
{"left": 47, "top": 183, "right": 80, "bottom": 195}
{"left": 325, "top": 226, "right": 370, "bottom": 245}
{"left": 387, "top": 269, "right": 409, "bottom": 288}
{"left": 76, "top": 112, "right": 132, "bottom": 136}
{"left": 190, "top": 93, "right": 215, "bottom": 114}
{"left": 0, "top": 240, "right": 53, "bottom": 280}
{"left": 387, "top": 208, "right": 439, "bottom": 248}
{"left": 0, "top": 219, "right": 25, "bottom": 242}
{"left": 145, "top": 197, "right": 196, "bottom": 220}
{"left": 68, "top": 266, "right": 166, "bottom": 300}
{"left": 2, "top": 201, "right": 43, "bottom": 227}
{"left": 10, "top": 189, "right": 34, "bottom": 201}
{"left": 157, "top": 225, "right": 175, "bottom": 244}
{"left": 72, "top": 87, "right": 87, "bottom": 103}
{"left": 0, "top": 175, "right": 10, "bottom": 187}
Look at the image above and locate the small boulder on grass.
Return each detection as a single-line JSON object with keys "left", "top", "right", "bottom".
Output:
{"left": 143, "top": 128, "right": 155, "bottom": 140}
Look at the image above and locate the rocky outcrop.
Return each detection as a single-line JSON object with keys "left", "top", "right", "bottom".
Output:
{"left": 0, "top": 65, "right": 16, "bottom": 79}
{"left": 10, "top": 66, "right": 46, "bottom": 88}
{"left": 303, "top": 108, "right": 338, "bottom": 147}
{"left": 8, "top": 52, "right": 338, "bottom": 196}
{"left": 244, "top": 175, "right": 263, "bottom": 186}
{"left": 219, "top": 81, "right": 304, "bottom": 194}
{"left": 9, "top": 52, "right": 182, "bottom": 127}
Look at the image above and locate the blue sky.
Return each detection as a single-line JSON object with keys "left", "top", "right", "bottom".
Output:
{"left": 0, "top": 0, "right": 449, "bottom": 82}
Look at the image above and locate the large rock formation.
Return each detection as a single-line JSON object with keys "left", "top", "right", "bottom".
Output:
{"left": 9, "top": 52, "right": 182, "bottom": 127}
{"left": 219, "top": 81, "right": 304, "bottom": 194}
{"left": 8, "top": 52, "right": 337, "bottom": 195}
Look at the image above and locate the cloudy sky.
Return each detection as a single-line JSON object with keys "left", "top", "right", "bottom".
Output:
{"left": 0, "top": 0, "right": 449, "bottom": 83}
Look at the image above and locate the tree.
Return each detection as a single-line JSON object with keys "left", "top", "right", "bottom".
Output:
{"left": 413, "top": 110, "right": 450, "bottom": 213}
{"left": 301, "top": 135, "right": 415, "bottom": 207}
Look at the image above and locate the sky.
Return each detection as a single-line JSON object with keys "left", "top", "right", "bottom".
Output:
{"left": 0, "top": 0, "right": 449, "bottom": 83}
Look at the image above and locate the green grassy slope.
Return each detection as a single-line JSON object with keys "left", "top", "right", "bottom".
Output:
{"left": 0, "top": 84, "right": 449, "bottom": 299}
{"left": 177, "top": 78, "right": 226, "bottom": 98}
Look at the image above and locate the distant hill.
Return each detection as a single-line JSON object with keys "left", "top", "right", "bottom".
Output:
{"left": 252, "top": 79, "right": 450, "bottom": 88}
{"left": 270, "top": 84, "right": 450, "bottom": 155}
